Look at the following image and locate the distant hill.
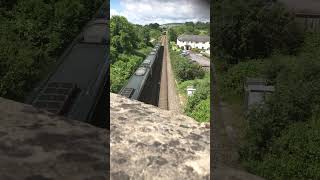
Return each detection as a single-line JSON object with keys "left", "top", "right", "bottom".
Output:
{"left": 160, "top": 23, "right": 184, "bottom": 28}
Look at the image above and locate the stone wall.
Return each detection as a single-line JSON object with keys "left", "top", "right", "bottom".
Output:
{"left": 110, "top": 93, "right": 210, "bottom": 180}
{"left": 0, "top": 97, "right": 108, "bottom": 180}
{"left": 0, "top": 93, "right": 267, "bottom": 180}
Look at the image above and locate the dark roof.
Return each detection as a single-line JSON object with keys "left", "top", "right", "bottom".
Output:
{"left": 177, "top": 35, "right": 210, "bottom": 43}
{"left": 30, "top": 17, "right": 108, "bottom": 122}
{"left": 278, "top": 0, "right": 320, "bottom": 15}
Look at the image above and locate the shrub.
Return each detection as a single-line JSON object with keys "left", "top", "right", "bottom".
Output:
{"left": 219, "top": 60, "right": 264, "bottom": 99}
{"left": 170, "top": 50, "right": 205, "bottom": 81}
{"left": 249, "top": 116, "right": 320, "bottom": 180}
{"left": 240, "top": 36, "right": 320, "bottom": 178}
{"left": 190, "top": 98, "right": 210, "bottom": 122}
{"left": 110, "top": 54, "right": 142, "bottom": 93}
{"left": 185, "top": 76, "right": 210, "bottom": 115}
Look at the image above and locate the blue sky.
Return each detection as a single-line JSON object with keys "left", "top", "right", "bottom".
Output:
{"left": 110, "top": 0, "right": 121, "bottom": 12}
{"left": 110, "top": 0, "right": 210, "bottom": 25}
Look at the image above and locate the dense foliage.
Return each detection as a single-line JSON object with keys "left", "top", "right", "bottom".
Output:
{"left": 218, "top": 61, "right": 264, "bottom": 99}
{"left": 213, "top": 0, "right": 320, "bottom": 178}
{"left": 170, "top": 49, "right": 205, "bottom": 82}
{"left": 239, "top": 36, "right": 320, "bottom": 178}
{"left": 216, "top": 31, "right": 320, "bottom": 179}
{"left": 0, "top": 0, "right": 103, "bottom": 101}
{"left": 110, "top": 16, "right": 161, "bottom": 93}
{"left": 212, "top": 0, "right": 304, "bottom": 64}
{"left": 184, "top": 74, "right": 210, "bottom": 122}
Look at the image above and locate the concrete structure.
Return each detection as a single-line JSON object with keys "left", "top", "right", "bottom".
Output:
{"left": 279, "top": 0, "right": 320, "bottom": 32}
{"left": 244, "top": 78, "right": 275, "bottom": 109}
{"left": 177, "top": 35, "right": 210, "bottom": 50}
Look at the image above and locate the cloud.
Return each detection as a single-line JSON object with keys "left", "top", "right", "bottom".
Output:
{"left": 111, "top": 0, "right": 210, "bottom": 25}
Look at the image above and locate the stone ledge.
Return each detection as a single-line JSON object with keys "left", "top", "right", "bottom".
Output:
{"left": 0, "top": 97, "right": 108, "bottom": 180}
{"left": 110, "top": 93, "right": 210, "bottom": 180}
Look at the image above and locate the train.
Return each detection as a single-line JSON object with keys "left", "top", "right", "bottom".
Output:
{"left": 26, "top": 3, "right": 108, "bottom": 128}
{"left": 119, "top": 43, "right": 163, "bottom": 106}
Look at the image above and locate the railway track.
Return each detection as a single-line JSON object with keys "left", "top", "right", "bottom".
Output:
{"left": 158, "top": 36, "right": 168, "bottom": 110}
{"left": 26, "top": 2, "right": 108, "bottom": 127}
{"left": 158, "top": 35, "right": 181, "bottom": 112}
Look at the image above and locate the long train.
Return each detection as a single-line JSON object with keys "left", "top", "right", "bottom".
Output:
{"left": 26, "top": 3, "right": 108, "bottom": 128}
{"left": 119, "top": 44, "right": 163, "bottom": 106}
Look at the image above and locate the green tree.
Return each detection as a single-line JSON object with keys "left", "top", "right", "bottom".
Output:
{"left": 168, "top": 28, "right": 178, "bottom": 42}
{"left": 110, "top": 15, "right": 138, "bottom": 54}
{"left": 212, "top": 0, "right": 303, "bottom": 64}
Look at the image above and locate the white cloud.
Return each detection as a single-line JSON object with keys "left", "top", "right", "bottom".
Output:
{"left": 113, "top": 0, "right": 210, "bottom": 25}
{"left": 110, "top": 9, "right": 119, "bottom": 17}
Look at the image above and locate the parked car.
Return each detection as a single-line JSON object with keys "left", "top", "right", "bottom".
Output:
{"left": 181, "top": 50, "right": 190, "bottom": 56}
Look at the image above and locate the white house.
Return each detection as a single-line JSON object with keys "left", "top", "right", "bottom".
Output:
{"left": 176, "top": 35, "right": 210, "bottom": 50}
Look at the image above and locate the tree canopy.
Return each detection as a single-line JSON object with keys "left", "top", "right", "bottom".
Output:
{"left": 168, "top": 22, "right": 209, "bottom": 42}
{"left": 212, "top": 0, "right": 303, "bottom": 64}
{"left": 0, "top": 0, "right": 103, "bottom": 101}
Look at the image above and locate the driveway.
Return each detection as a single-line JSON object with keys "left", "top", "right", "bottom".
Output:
{"left": 189, "top": 52, "right": 210, "bottom": 67}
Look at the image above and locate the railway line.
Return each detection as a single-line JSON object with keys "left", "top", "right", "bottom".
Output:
{"left": 118, "top": 34, "right": 180, "bottom": 112}
{"left": 158, "top": 35, "right": 181, "bottom": 112}
{"left": 119, "top": 43, "right": 163, "bottom": 106}
{"left": 158, "top": 36, "right": 168, "bottom": 110}
{"left": 26, "top": 3, "right": 108, "bottom": 128}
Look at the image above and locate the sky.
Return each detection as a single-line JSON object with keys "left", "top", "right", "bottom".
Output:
{"left": 110, "top": 0, "right": 210, "bottom": 25}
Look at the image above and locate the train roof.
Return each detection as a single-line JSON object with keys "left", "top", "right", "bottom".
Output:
{"left": 50, "top": 43, "right": 107, "bottom": 120}
{"left": 121, "top": 67, "right": 150, "bottom": 99}
{"left": 30, "top": 13, "right": 108, "bottom": 122}
{"left": 120, "top": 44, "right": 161, "bottom": 99}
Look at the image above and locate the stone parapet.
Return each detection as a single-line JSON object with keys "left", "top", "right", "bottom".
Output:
{"left": 110, "top": 93, "right": 210, "bottom": 180}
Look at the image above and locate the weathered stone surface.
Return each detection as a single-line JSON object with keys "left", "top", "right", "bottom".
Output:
{"left": 110, "top": 93, "right": 210, "bottom": 180}
{"left": 0, "top": 97, "right": 108, "bottom": 180}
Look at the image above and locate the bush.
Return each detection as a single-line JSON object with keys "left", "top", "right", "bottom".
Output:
{"left": 219, "top": 60, "right": 264, "bottom": 99}
{"left": 212, "top": 0, "right": 304, "bottom": 64}
{"left": 190, "top": 98, "right": 210, "bottom": 122}
{"left": 246, "top": 115, "right": 320, "bottom": 180}
{"left": 185, "top": 76, "right": 210, "bottom": 116}
{"left": 240, "top": 35, "right": 320, "bottom": 179}
{"left": 170, "top": 50, "right": 205, "bottom": 81}
{"left": 110, "top": 54, "right": 142, "bottom": 93}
